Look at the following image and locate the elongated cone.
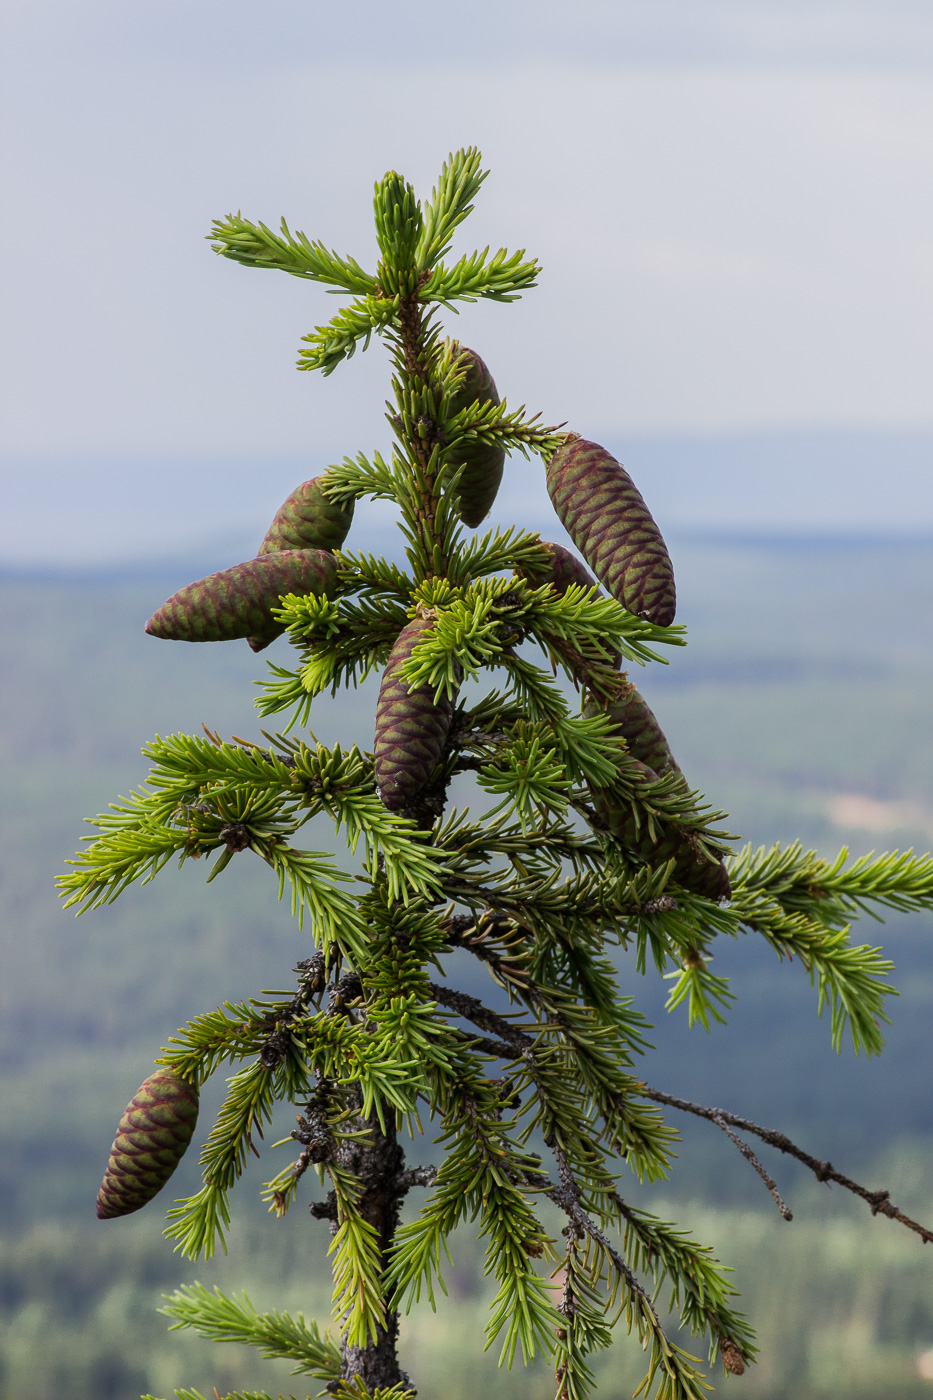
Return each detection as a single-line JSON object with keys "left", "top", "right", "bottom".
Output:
{"left": 258, "top": 475, "right": 354, "bottom": 555}
{"left": 520, "top": 542, "right": 622, "bottom": 669}
{"left": 588, "top": 676, "right": 729, "bottom": 898}
{"left": 585, "top": 684, "right": 681, "bottom": 779}
{"left": 590, "top": 756, "right": 730, "bottom": 901}
{"left": 447, "top": 344, "right": 505, "bottom": 528}
{"left": 545, "top": 438, "right": 676, "bottom": 626}
{"left": 96, "top": 1069, "right": 199, "bottom": 1219}
{"left": 374, "top": 615, "right": 455, "bottom": 810}
{"left": 145, "top": 549, "right": 338, "bottom": 653}
{"left": 517, "top": 541, "right": 598, "bottom": 595}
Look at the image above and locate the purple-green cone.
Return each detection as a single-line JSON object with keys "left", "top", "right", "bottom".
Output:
{"left": 96, "top": 1069, "right": 199, "bottom": 1219}
{"left": 446, "top": 344, "right": 505, "bottom": 528}
{"left": 585, "top": 684, "right": 682, "bottom": 780}
{"left": 258, "top": 475, "right": 354, "bottom": 555}
{"left": 545, "top": 438, "right": 676, "bottom": 626}
{"left": 590, "top": 757, "right": 731, "bottom": 901}
{"left": 517, "top": 541, "right": 598, "bottom": 595}
{"left": 520, "top": 542, "right": 622, "bottom": 668}
{"left": 145, "top": 550, "right": 338, "bottom": 653}
{"left": 374, "top": 615, "right": 456, "bottom": 811}
{"left": 586, "top": 684, "right": 730, "bottom": 899}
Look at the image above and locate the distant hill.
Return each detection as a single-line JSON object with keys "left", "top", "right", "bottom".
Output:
{"left": 3, "top": 426, "right": 932, "bottom": 565}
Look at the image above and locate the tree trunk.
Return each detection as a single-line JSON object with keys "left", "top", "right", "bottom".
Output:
{"left": 336, "top": 1106, "right": 411, "bottom": 1394}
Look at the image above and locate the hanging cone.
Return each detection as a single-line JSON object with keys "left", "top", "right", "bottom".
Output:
{"left": 374, "top": 615, "right": 456, "bottom": 810}
{"left": 585, "top": 684, "right": 682, "bottom": 780}
{"left": 521, "top": 541, "right": 621, "bottom": 669}
{"left": 145, "top": 549, "right": 338, "bottom": 652}
{"left": 720, "top": 1340, "right": 747, "bottom": 1377}
{"left": 545, "top": 438, "right": 675, "bottom": 626}
{"left": 590, "top": 756, "right": 730, "bottom": 901}
{"left": 257, "top": 474, "right": 354, "bottom": 555}
{"left": 446, "top": 344, "right": 505, "bottom": 528}
{"left": 517, "top": 541, "right": 598, "bottom": 595}
{"left": 96, "top": 1069, "right": 199, "bottom": 1219}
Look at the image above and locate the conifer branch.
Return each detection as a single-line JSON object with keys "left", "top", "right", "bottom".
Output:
{"left": 210, "top": 213, "right": 376, "bottom": 293}
{"left": 161, "top": 1282, "right": 342, "bottom": 1377}
{"left": 143, "top": 1390, "right": 284, "bottom": 1400}
{"left": 298, "top": 296, "right": 400, "bottom": 375}
{"left": 607, "top": 1193, "right": 756, "bottom": 1372}
{"left": 536, "top": 1146, "right": 714, "bottom": 1400}
{"left": 416, "top": 147, "right": 487, "bottom": 266}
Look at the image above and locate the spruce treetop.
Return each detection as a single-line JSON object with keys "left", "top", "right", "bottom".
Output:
{"left": 62, "top": 149, "right": 933, "bottom": 1400}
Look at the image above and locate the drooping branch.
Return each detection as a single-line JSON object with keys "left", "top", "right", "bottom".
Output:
{"left": 521, "top": 1143, "right": 743, "bottom": 1391}
{"left": 429, "top": 968, "right": 931, "bottom": 1247}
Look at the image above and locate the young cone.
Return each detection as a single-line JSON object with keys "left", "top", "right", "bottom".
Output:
{"left": 545, "top": 437, "right": 676, "bottom": 625}
{"left": 257, "top": 474, "right": 355, "bottom": 555}
{"left": 374, "top": 614, "right": 456, "bottom": 811}
{"left": 446, "top": 343, "right": 505, "bottom": 527}
{"left": 145, "top": 549, "right": 338, "bottom": 652}
{"left": 96, "top": 1069, "right": 199, "bottom": 1219}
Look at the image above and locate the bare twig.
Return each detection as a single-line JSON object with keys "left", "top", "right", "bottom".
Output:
{"left": 710, "top": 1112, "right": 793, "bottom": 1221}
{"left": 641, "top": 1084, "right": 933, "bottom": 1244}
{"left": 451, "top": 755, "right": 492, "bottom": 772}
{"left": 393, "top": 1165, "right": 438, "bottom": 1193}
{"left": 447, "top": 1025, "right": 519, "bottom": 1061}
{"left": 451, "top": 727, "right": 509, "bottom": 750}
{"left": 426, "top": 980, "right": 532, "bottom": 1052}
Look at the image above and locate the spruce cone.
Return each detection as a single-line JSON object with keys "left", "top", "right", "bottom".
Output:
{"left": 145, "top": 549, "right": 338, "bottom": 653}
{"left": 720, "top": 1339, "right": 746, "bottom": 1377}
{"left": 258, "top": 475, "right": 354, "bottom": 555}
{"left": 517, "top": 541, "right": 597, "bottom": 595}
{"left": 590, "top": 757, "right": 683, "bottom": 860}
{"left": 374, "top": 615, "right": 456, "bottom": 811}
{"left": 545, "top": 438, "right": 675, "bottom": 625}
{"left": 585, "top": 684, "right": 682, "bottom": 779}
{"left": 446, "top": 344, "right": 505, "bottom": 528}
{"left": 96, "top": 1069, "right": 199, "bottom": 1219}
{"left": 590, "top": 756, "right": 730, "bottom": 901}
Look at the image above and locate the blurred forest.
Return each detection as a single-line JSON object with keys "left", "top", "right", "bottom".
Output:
{"left": 3, "top": 532, "right": 933, "bottom": 1399}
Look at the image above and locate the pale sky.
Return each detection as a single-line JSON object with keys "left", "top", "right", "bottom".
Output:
{"left": 2, "top": 0, "right": 932, "bottom": 558}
